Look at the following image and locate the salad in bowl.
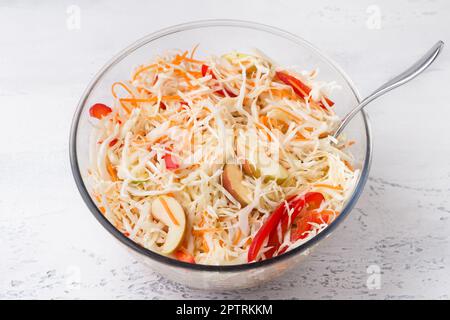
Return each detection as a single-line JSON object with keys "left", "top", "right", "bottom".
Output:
{"left": 87, "top": 47, "right": 358, "bottom": 265}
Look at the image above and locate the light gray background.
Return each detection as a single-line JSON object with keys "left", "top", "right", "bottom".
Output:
{"left": 1, "top": 0, "right": 449, "bottom": 299}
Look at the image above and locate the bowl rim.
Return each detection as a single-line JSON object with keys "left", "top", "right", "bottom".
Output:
{"left": 69, "top": 19, "right": 372, "bottom": 272}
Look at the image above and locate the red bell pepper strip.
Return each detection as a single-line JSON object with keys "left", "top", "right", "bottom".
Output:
{"left": 265, "top": 192, "right": 324, "bottom": 258}
{"left": 89, "top": 103, "right": 112, "bottom": 119}
{"left": 109, "top": 138, "right": 118, "bottom": 147}
{"left": 164, "top": 153, "right": 179, "bottom": 170}
{"left": 290, "top": 210, "right": 334, "bottom": 241}
{"left": 201, "top": 64, "right": 237, "bottom": 97}
{"left": 247, "top": 197, "right": 293, "bottom": 262}
{"left": 248, "top": 192, "right": 325, "bottom": 262}
{"left": 201, "top": 64, "right": 211, "bottom": 78}
{"left": 279, "top": 192, "right": 325, "bottom": 233}
{"left": 174, "top": 250, "right": 196, "bottom": 263}
{"left": 275, "top": 71, "right": 334, "bottom": 109}
{"left": 217, "top": 88, "right": 237, "bottom": 98}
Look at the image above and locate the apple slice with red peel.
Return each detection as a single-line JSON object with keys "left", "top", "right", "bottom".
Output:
{"left": 151, "top": 196, "right": 186, "bottom": 254}
{"left": 242, "top": 160, "right": 260, "bottom": 178}
{"left": 222, "top": 164, "right": 252, "bottom": 206}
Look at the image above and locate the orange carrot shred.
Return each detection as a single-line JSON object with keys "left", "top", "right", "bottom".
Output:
{"left": 132, "top": 64, "right": 157, "bottom": 81}
{"left": 111, "top": 82, "right": 135, "bottom": 99}
{"left": 233, "top": 228, "right": 242, "bottom": 245}
{"left": 344, "top": 160, "right": 354, "bottom": 171}
{"left": 159, "top": 197, "right": 180, "bottom": 226}
{"left": 314, "top": 183, "right": 343, "bottom": 191}
{"left": 106, "top": 159, "right": 118, "bottom": 182}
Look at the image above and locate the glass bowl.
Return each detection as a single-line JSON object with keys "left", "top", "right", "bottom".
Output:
{"left": 69, "top": 19, "right": 372, "bottom": 290}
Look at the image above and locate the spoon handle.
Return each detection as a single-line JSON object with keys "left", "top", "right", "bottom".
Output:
{"left": 333, "top": 40, "right": 444, "bottom": 138}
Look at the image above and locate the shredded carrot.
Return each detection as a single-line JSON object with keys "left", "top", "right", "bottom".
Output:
{"left": 201, "top": 237, "right": 209, "bottom": 253}
{"left": 309, "top": 100, "right": 325, "bottom": 112}
{"left": 174, "top": 69, "right": 195, "bottom": 88}
{"left": 243, "top": 97, "right": 252, "bottom": 107}
{"left": 314, "top": 183, "right": 343, "bottom": 191}
{"left": 256, "top": 116, "right": 272, "bottom": 141}
{"left": 183, "top": 57, "right": 205, "bottom": 64}
{"left": 132, "top": 64, "right": 157, "bottom": 81}
{"left": 233, "top": 228, "right": 242, "bottom": 245}
{"left": 186, "top": 70, "right": 203, "bottom": 78}
{"left": 260, "top": 114, "right": 289, "bottom": 133}
{"left": 260, "top": 129, "right": 272, "bottom": 141}
{"left": 259, "top": 115, "right": 270, "bottom": 127}
{"left": 152, "top": 134, "right": 168, "bottom": 144}
{"left": 192, "top": 228, "right": 219, "bottom": 236}
{"left": 269, "top": 88, "right": 296, "bottom": 99}
{"left": 198, "top": 217, "right": 205, "bottom": 228}
{"left": 119, "top": 102, "right": 132, "bottom": 114}
{"left": 347, "top": 140, "right": 356, "bottom": 147}
{"left": 159, "top": 196, "right": 180, "bottom": 226}
{"left": 119, "top": 95, "right": 181, "bottom": 105}
{"left": 272, "top": 119, "right": 288, "bottom": 132}
{"left": 319, "top": 132, "right": 330, "bottom": 139}
{"left": 161, "top": 95, "right": 182, "bottom": 101}
{"left": 343, "top": 160, "right": 354, "bottom": 171}
{"left": 120, "top": 97, "right": 157, "bottom": 104}
{"left": 111, "top": 81, "right": 135, "bottom": 99}
{"left": 112, "top": 81, "right": 137, "bottom": 113}
{"left": 173, "top": 46, "right": 205, "bottom": 65}
{"left": 136, "top": 86, "right": 153, "bottom": 95}
{"left": 295, "top": 132, "right": 308, "bottom": 141}
{"left": 172, "top": 51, "right": 188, "bottom": 65}
{"left": 99, "top": 206, "right": 106, "bottom": 214}
{"left": 106, "top": 159, "right": 118, "bottom": 182}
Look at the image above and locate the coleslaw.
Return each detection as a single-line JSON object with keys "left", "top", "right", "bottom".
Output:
{"left": 87, "top": 47, "right": 359, "bottom": 265}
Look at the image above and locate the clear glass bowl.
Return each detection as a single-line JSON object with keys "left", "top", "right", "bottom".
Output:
{"left": 69, "top": 20, "right": 372, "bottom": 290}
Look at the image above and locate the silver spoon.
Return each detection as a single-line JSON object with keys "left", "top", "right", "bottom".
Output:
{"left": 333, "top": 40, "right": 444, "bottom": 138}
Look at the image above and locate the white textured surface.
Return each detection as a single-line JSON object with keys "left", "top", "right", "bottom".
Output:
{"left": 1, "top": 0, "right": 449, "bottom": 299}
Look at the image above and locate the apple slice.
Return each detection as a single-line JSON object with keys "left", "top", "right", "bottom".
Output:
{"left": 151, "top": 196, "right": 186, "bottom": 254}
{"left": 237, "top": 131, "right": 289, "bottom": 184}
{"left": 242, "top": 160, "right": 260, "bottom": 178}
{"left": 244, "top": 158, "right": 288, "bottom": 184}
{"left": 244, "top": 149, "right": 288, "bottom": 184}
{"left": 259, "top": 159, "right": 288, "bottom": 184}
{"left": 222, "top": 164, "right": 252, "bottom": 206}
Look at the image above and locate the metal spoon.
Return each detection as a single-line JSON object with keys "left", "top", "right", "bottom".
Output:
{"left": 333, "top": 40, "right": 444, "bottom": 138}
